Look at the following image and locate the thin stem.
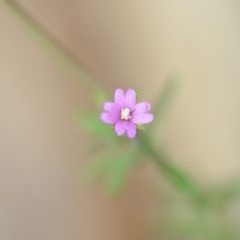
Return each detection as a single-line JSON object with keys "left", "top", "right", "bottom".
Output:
{"left": 3, "top": 0, "right": 108, "bottom": 91}
{"left": 137, "top": 134, "right": 205, "bottom": 200}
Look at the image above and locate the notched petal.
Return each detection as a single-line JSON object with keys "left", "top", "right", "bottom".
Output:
{"left": 103, "top": 102, "right": 121, "bottom": 115}
{"left": 125, "top": 89, "right": 136, "bottom": 108}
{"left": 133, "top": 102, "right": 151, "bottom": 115}
{"left": 114, "top": 89, "right": 125, "bottom": 105}
{"left": 131, "top": 113, "right": 154, "bottom": 124}
{"left": 115, "top": 121, "right": 127, "bottom": 135}
{"left": 100, "top": 112, "right": 119, "bottom": 124}
{"left": 126, "top": 121, "right": 136, "bottom": 138}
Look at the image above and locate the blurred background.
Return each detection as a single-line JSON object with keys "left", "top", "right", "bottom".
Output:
{"left": 0, "top": 0, "right": 240, "bottom": 239}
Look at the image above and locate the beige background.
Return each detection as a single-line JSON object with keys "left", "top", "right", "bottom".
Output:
{"left": 1, "top": 0, "right": 240, "bottom": 239}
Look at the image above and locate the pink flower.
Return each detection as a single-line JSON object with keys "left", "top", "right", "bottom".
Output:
{"left": 100, "top": 88, "right": 154, "bottom": 138}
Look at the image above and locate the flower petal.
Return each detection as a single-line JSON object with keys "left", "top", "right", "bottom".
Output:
{"left": 131, "top": 113, "right": 154, "bottom": 124}
{"left": 103, "top": 102, "right": 121, "bottom": 114}
{"left": 115, "top": 121, "right": 127, "bottom": 135}
{"left": 114, "top": 89, "right": 125, "bottom": 106}
{"left": 125, "top": 121, "right": 137, "bottom": 138}
{"left": 125, "top": 89, "right": 136, "bottom": 108}
{"left": 133, "top": 102, "right": 151, "bottom": 115}
{"left": 100, "top": 112, "right": 119, "bottom": 124}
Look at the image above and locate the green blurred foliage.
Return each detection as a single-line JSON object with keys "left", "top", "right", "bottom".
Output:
{"left": 76, "top": 91, "right": 142, "bottom": 195}
{"left": 5, "top": 1, "right": 240, "bottom": 238}
{"left": 76, "top": 85, "right": 240, "bottom": 239}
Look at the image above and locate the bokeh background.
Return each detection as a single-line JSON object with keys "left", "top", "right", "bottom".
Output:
{"left": 1, "top": 0, "right": 240, "bottom": 239}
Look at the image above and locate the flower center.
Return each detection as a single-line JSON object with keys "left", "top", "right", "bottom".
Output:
{"left": 121, "top": 108, "right": 131, "bottom": 120}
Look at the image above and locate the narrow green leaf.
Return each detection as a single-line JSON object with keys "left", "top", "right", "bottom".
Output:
{"left": 153, "top": 76, "right": 179, "bottom": 119}
{"left": 213, "top": 178, "right": 240, "bottom": 204}
{"left": 81, "top": 158, "right": 112, "bottom": 184}
{"left": 150, "top": 76, "right": 179, "bottom": 133}
{"left": 136, "top": 124, "right": 146, "bottom": 131}
{"left": 93, "top": 90, "right": 110, "bottom": 108}
{"left": 106, "top": 155, "right": 137, "bottom": 196}
{"left": 74, "top": 111, "right": 108, "bottom": 134}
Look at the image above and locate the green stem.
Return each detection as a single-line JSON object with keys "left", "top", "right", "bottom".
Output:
{"left": 138, "top": 134, "right": 205, "bottom": 200}
{"left": 3, "top": 0, "right": 108, "bottom": 91}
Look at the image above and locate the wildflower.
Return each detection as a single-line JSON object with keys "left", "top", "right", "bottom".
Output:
{"left": 100, "top": 88, "right": 154, "bottom": 138}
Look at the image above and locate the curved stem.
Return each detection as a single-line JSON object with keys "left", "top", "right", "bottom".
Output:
{"left": 137, "top": 134, "right": 205, "bottom": 200}
{"left": 3, "top": 0, "right": 108, "bottom": 91}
